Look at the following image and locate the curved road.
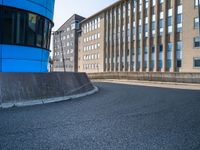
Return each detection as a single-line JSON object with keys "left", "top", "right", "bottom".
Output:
{"left": 0, "top": 82, "right": 200, "bottom": 150}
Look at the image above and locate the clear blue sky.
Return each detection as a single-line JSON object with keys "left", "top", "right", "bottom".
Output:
{"left": 53, "top": 0, "right": 117, "bottom": 30}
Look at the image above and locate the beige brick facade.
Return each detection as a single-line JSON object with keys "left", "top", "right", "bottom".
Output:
{"left": 78, "top": 0, "right": 200, "bottom": 73}
{"left": 182, "top": 0, "right": 200, "bottom": 72}
{"left": 78, "top": 13, "right": 105, "bottom": 73}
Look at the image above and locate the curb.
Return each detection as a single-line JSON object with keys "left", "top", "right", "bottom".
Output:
{"left": 0, "top": 86, "right": 99, "bottom": 109}
{"left": 92, "top": 79, "right": 200, "bottom": 90}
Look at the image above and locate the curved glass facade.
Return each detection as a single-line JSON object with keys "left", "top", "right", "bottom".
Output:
{"left": 0, "top": 6, "right": 53, "bottom": 50}
{"left": 0, "top": 0, "right": 55, "bottom": 72}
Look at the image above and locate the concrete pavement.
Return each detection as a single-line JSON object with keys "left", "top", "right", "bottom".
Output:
{"left": 0, "top": 82, "right": 200, "bottom": 150}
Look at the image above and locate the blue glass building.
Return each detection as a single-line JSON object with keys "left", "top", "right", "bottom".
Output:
{"left": 0, "top": 0, "right": 55, "bottom": 72}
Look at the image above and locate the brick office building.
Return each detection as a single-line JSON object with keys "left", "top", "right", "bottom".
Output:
{"left": 78, "top": 0, "right": 200, "bottom": 73}
{"left": 53, "top": 14, "right": 85, "bottom": 72}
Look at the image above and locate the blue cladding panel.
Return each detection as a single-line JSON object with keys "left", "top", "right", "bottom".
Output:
{"left": 1, "top": 45, "right": 49, "bottom": 72}
{"left": 41, "top": 61, "right": 48, "bottom": 72}
{"left": 0, "top": 65, "right": 1, "bottom": 73}
{"left": 0, "top": 46, "right": 2, "bottom": 71}
{"left": 46, "top": 10, "right": 53, "bottom": 20}
{"left": 42, "top": 50, "right": 49, "bottom": 62}
{"left": 41, "top": 50, "right": 49, "bottom": 72}
{"left": 30, "top": 0, "right": 46, "bottom": 6}
{"left": 2, "top": 0, "right": 54, "bottom": 20}
{"left": 2, "top": 45, "right": 43, "bottom": 60}
{"left": 2, "top": 59, "right": 42, "bottom": 72}
{"left": 46, "top": 0, "right": 55, "bottom": 13}
{"left": 0, "top": 0, "right": 54, "bottom": 72}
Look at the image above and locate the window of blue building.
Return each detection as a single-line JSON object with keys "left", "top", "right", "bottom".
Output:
{"left": 0, "top": 6, "right": 53, "bottom": 50}
{"left": 36, "top": 16, "right": 44, "bottom": 47}
{"left": 27, "top": 13, "right": 37, "bottom": 46}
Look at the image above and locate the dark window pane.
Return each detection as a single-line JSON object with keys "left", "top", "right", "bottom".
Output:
{"left": 177, "top": 60, "right": 182, "bottom": 68}
{"left": 168, "top": 17, "right": 172, "bottom": 26}
{"left": 43, "top": 19, "right": 49, "bottom": 48}
{"left": 150, "top": 60, "right": 154, "bottom": 70}
{"left": 194, "top": 37, "right": 200, "bottom": 48}
{"left": 159, "top": 19, "right": 163, "bottom": 28}
{"left": 2, "top": 8, "right": 16, "bottom": 44}
{"left": 15, "top": 11, "right": 26, "bottom": 45}
{"left": 167, "top": 60, "right": 172, "bottom": 69}
{"left": 26, "top": 13, "right": 36, "bottom": 46}
{"left": 194, "top": 59, "right": 200, "bottom": 67}
{"left": 0, "top": 7, "right": 2, "bottom": 44}
{"left": 177, "top": 14, "right": 182, "bottom": 24}
{"left": 0, "top": 6, "right": 53, "bottom": 49}
{"left": 36, "top": 16, "right": 44, "bottom": 47}
{"left": 159, "top": 45, "right": 163, "bottom": 52}
{"left": 195, "top": 42, "right": 199, "bottom": 47}
{"left": 158, "top": 60, "right": 162, "bottom": 69}
{"left": 47, "top": 22, "right": 52, "bottom": 49}
{"left": 151, "top": 46, "right": 155, "bottom": 53}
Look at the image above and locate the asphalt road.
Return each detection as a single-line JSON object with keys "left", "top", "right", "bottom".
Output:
{"left": 0, "top": 82, "right": 200, "bottom": 150}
